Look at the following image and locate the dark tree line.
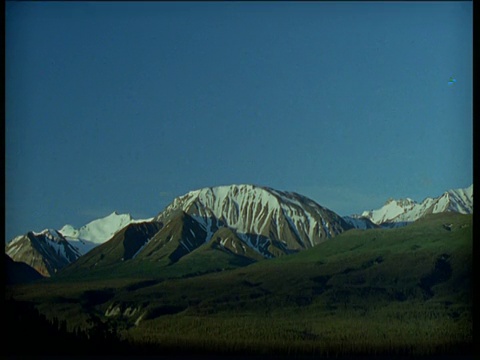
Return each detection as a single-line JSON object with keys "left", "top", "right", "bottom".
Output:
{"left": 3, "top": 298, "right": 236, "bottom": 358}
{"left": 4, "top": 298, "right": 129, "bottom": 356}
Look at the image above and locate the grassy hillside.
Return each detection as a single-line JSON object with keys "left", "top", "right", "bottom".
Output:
{"left": 6, "top": 212, "right": 472, "bottom": 357}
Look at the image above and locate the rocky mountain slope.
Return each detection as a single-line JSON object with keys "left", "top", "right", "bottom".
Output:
{"left": 5, "top": 229, "right": 81, "bottom": 276}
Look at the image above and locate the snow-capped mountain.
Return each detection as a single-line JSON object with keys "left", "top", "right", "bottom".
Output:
{"left": 6, "top": 212, "right": 151, "bottom": 276}
{"left": 10, "top": 184, "right": 471, "bottom": 278}
{"left": 357, "top": 185, "right": 473, "bottom": 227}
{"left": 5, "top": 229, "right": 82, "bottom": 277}
{"left": 59, "top": 211, "right": 152, "bottom": 254}
{"left": 155, "top": 184, "right": 352, "bottom": 258}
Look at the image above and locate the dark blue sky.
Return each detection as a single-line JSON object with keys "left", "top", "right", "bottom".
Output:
{"left": 5, "top": 1, "right": 472, "bottom": 240}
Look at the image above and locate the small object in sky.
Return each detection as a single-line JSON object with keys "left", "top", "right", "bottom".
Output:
{"left": 448, "top": 76, "right": 457, "bottom": 86}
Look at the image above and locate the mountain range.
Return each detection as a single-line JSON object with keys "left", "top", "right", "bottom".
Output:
{"left": 345, "top": 184, "right": 473, "bottom": 228}
{"left": 5, "top": 184, "right": 473, "bottom": 278}
{"left": 60, "top": 185, "right": 353, "bottom": 279}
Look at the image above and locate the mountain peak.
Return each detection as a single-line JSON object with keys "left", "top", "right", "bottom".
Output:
{"left": 61, "top": 212, "right": 136, "bottom": 245}
{"left": 7, "top": 229, "right": 81, "bottom": 277}
{"left": 105, "top": 211, "right": 131, "bottom": 219}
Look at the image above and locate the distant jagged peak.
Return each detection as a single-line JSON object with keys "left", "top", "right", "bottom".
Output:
{"left": 31, "top": 228, "right": 65, "bottom": 241}
{"left": 58, "top": 211, "right": 153, "bottom": 245}
{"left": 444, "top": 184, "right": 473, "bottom": 200}
{"left": 357, "top": 184, "right": 473, "bottom": 227}
{"left": 383, "top": 197, "right": 417, "bottom": 208}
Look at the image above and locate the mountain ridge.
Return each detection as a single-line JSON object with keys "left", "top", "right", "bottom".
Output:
{"left": 353, "top": 184, "right": 473, "bottom": 227}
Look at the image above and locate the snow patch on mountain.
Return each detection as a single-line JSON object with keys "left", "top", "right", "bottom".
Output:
{"left": 60, "top": 212, "right": 134, "bottom": 244}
